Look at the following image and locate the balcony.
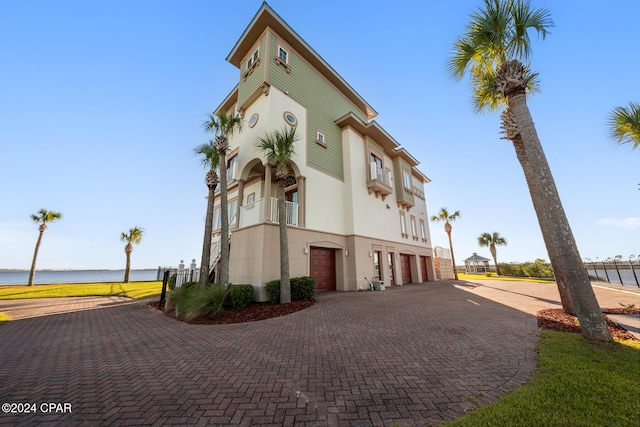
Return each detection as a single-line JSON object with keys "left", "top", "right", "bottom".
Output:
{"left": 239, "top": 198, "right": 299, "bottom": 228}
{"left": 367, "top": 162, "right": 393, "bottom": 200}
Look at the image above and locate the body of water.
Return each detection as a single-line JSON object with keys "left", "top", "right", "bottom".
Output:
{"left": 0, "top": 269, "right": 159, "bottom": 285}
{"left": 585, "top": 267, "right": 639, "bottom": 288}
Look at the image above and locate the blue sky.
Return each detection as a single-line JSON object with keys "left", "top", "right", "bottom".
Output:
{"left": 1, "top": 0, "right": 637, "bottom": 270}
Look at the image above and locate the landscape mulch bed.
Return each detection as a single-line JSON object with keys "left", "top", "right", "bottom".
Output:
{"left": 537, "top": 307, "right": 639, "bottom": 341}
{"left": 148, "top": 300, "right": 313, "bottom": 324}
{"left": 150, "top": 299, "right": 638, "bottom": 341}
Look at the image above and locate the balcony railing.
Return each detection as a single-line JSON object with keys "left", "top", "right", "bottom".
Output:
{"left": 270, "top": 197, "right": 299, "bottom": 226}
{"left": 370, "top": 162, "right": 392, "bottom": 186}
{"left": 239, "top": 198, "right": 299, "bottom": 228}
{"left": 367, "top": 162, "right": 393, "bottom": 199}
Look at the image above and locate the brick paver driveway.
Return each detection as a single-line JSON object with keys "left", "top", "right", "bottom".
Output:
{"left": 1, "top": 281, "right": 548, "bottom": 426}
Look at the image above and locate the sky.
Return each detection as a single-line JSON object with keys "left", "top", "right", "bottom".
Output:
{"left": 0, "top": 0, "right": 638, "bottom": 270}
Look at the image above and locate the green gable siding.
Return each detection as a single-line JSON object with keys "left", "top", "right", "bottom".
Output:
{"left": 238, "top": 36, "right": 267, "bottom": 107}
{"left": 267, "top": 31, "right": 368, "bottom": 180}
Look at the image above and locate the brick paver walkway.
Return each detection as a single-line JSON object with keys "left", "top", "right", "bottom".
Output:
{"left": 1, "top": 280, "right": 636, "bottom": 426}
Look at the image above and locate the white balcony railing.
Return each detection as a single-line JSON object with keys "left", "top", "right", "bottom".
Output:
{"left": 270, "top": 197, "right": 299, "bottom": 226}
{"left": 239, "top": 198, "right": 299, "bottom": 228}
{"left": 369, "top": 162, "right": 392, "bottom": 187}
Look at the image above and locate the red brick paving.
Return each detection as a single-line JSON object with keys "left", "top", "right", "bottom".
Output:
{"left": 0, "top": 280, "right": 562, "bottom": 426}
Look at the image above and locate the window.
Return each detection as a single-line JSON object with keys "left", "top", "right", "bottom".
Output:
{"left": 246, "top": 48, "right": 259, "bottom": 70}
{"left": 420, "top": 219, "right": 427, "bottom": 242}
{"left": 278, "top": 46, "right": 288, "bottom": 63}
{"left": 213, "top": 207, "right": 221, "bottom": 230}
{"left": 228, "top": 200, "right": 238, "bottom": 224}
{"left": 402, "top": 169, "right": 412, "bottom": 191}
{"left": 283, "top": 111, "right": 297, "bottom": 126}
{"left": 248, "top": 113, "right": 259, "bottom": 128}
{"left": 316, "top": 131, "right": 325, "bottom": 146}
{"left": 399, "top": 212, "right": 408, "bottom": 238}
{"left": 247, "top": 193, "right": 255, "bottom": 204}
{"left": 410, "top": 216, "right": 418, "bottom": 240}
{"left": 370, "top": 152, "right": 382, "bottom": 169}
{"left": 227, "top": 155, "right": 238, "bottom": 182}
{"left": 243, "top": 49, "right": 260, "bottom": 81}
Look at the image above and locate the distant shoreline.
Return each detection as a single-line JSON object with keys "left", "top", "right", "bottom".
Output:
{"left": 0, "top": 268, "right": 158, "bottom": 272}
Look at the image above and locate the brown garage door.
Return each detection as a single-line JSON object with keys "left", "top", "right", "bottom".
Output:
{"left": 420, "top": 256, "right": 428, "bottom": 282}
{"left": 310, "top": 247, "right": 336, "bottom": 292}
{"left": 400, "top": 254, "right": 412, "bottom": 284}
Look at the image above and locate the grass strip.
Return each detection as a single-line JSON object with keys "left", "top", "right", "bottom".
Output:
{"left": 0, "top": 281, "right": 163, "bottom": 300}
{"left": 446, "top": 330, "right": 640, "bottom": 426}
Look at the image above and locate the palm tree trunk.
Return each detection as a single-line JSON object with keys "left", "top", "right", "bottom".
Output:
{"left": 28, "top": 229, "right": 45, "bottom": 286}
{"left": 199, "top": 185, "right": 216, "bottom": 287}
{"left": 446, "top": 228, "right": 458, "bottom": 280}
{"left": 510, "top": 134, "right": 575, "bottom": 313}
{"left": 489, "top": 244, "right": 500, "bottom": 276}
{"left": 278, "top": 183, "right": 291, "bottom": 304}
{"left": 508, "top": 90, "right": 612, "bottom": 342}
{"left": 124, "top": 244, "right": 132, "bottom": 283}
{"left": 219, "top": 150, "right": 229, "bottom": 286}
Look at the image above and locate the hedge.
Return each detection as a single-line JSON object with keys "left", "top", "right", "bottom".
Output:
{"left": 265, "top": 276, "right": 316, "bottom": 303}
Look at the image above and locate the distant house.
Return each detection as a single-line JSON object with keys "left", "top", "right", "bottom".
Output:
{"left": 206, "top": 3, "right": 435, "bottom": 298}
{"left": 464, "top": 253, "right": 491, "bottom": 274}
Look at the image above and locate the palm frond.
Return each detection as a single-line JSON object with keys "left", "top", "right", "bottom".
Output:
{"left": 257, "top": 127, "right": 299, "bottom": 169}
{"left": 194, "top": 140, "right": 220, "bottom": 170}
{"left": 608, "top": 102, "right": 640, "bottom": 149}
{"left": 447, "top": 0, "right": 553, "bottom": 113}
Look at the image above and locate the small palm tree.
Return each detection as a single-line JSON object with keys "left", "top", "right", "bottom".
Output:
{"left": 28, "top": 209, "right": 62, "bottom": 286}
{"left": 203, "top": 111, "right": 244, "bottom": 286}
{"left": 120, "top": 226, "right": 144, "bottom": 283}
{"left": 257, "top": 127, "right": 299, "bottom": 304}
{"left": 195, "top": 140, "right": 220, "bottom": 287}
{"left": 477, "top": 232, "right": 507, "bottom": 275}
{"left": 608, "top": 102, "right": 640, "bottom": 150}
{"left": 430, "top": 208, "right": 461, "bottom": 280}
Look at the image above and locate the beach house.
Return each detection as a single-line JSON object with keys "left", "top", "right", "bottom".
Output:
{"left": 207, "top": 3, "right": 435, "bottom": 297}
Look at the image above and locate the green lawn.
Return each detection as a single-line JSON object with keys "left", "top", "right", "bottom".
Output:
{"left": 446, "top": 331, "right": 640, "bottom": 426}
{"left": 0, "top": 281, "right": 163, "bottom": 300}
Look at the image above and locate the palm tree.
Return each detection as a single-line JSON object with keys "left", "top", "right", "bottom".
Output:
{"left": 28, "top": 209, "right": 62, "bottom": 286}
{"left": 430, "top": 208, "right": 460, "bottom": 280}
{"left": 257, "top": 127, "right": 299, "bottom": 304}
{"left": 195, "top": 140, "right": 220, "bottom": 287}
{"left": 120, "top": 226, "right": 144, "bottom": 283}
{"left": 203, "top": 111, "right": 244, "bottom": 286}
{"left": 477, "top": 232, "right": 507, "bottom": 275}
{"left": 608, "top": 102, "right": 640, "bottom": 150}
{"left": 448, "top": 0, "right": 612, "bottom": 342}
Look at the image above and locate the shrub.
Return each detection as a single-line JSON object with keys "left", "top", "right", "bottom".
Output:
{"left": 265, "top": 277, "right": 316, "bottom": 303}
{"left": 168, "top": 282, "right": 226, "bottom": 321}
{"left": 265, "top": 279, "right": 280, "bottom": 304}
{"left": 291, "top": 276, "right": 316, "bottom": 301}
{"left": 224, "top": 284, "right": 254, "bottom": 309}
{"left": 485, "top": 272, "right": 494, "bottom": 277}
